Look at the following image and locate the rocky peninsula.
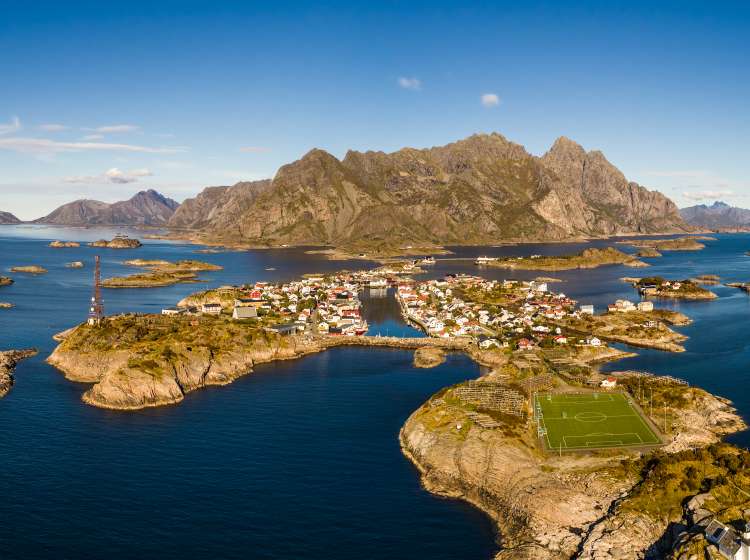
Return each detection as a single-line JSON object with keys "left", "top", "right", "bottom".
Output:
{"left": 102, "top": 259, "right": 222, "bottom": 288}
{"left": 89, "top": 236, "right": 142, "bottom": 249}
{"left": 486, "top": 247, "right": 647, "bottom": 271}
{"left": 0, "top": 349, "right": 38, "bottom": 397}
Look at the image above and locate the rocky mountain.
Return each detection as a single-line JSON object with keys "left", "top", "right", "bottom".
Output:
{"left": 170, "top": 133, "right": 687, "bottom": 250}
{"left": 0, "top": 211, "right": 21, "bottom": 224}
{"left": 680, "top": 201, "right": 750, "bottom": 229}
{"left": 35, "top": 189, "right": 179, "bottom": 227}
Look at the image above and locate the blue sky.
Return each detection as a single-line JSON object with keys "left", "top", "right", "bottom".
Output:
{"left": 1, "top": 1, "right": 748, "bottom": 219}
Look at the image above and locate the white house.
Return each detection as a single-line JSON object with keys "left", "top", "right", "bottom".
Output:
{"left": 600, "top": 377, "right": 617, "bottom": 389}
{"left": 637, "top": 301, "right": 654, "bottom": 312}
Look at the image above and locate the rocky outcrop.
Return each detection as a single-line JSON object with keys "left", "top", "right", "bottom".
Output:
{"left": 0, "top": 276, "right": 13, "bottom": 286}
{"left": 400, "top": 372, "right": 745, "bottom": 559}
{"left": 0, "top": 349, "right": 38, "bottom": 397}
{"left": 0, "top": 211, "right": 21, "bottom": 224}
{"left": 49, "top": 240, "right": 80, "bottom": 248}
{"left": 10, "top": 265, "right": 47, "bottom": 274}
{"left": 413, "top": 347, "right": 446, "bottom": 368}
{"left": 168, "top": 133, "right": 687, "bottom": 250}
{"left": 89, "top": 237, "right": 142, "bottom": 249}
{"left": 34, "top": 189, "right": 178, "bottom": 226}
{"left": 681, "top": 201, "right": 750, "bottom": 230}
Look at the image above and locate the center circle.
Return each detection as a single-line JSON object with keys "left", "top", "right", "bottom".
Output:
{"left": 575, "top": 411, "right": 607, "bottom": 423}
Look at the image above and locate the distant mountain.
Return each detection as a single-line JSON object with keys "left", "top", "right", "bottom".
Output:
{"left": 35, "top": 190, "right": 179, "bottom": 227}
{"left": 680, "top": 201, "right": 750, "bottom": 229}
{"left": 0, "top": 211, "right": 21, "bottom": 224}
{"left": 170, "top": 133, "right": 687, "bottom": 251}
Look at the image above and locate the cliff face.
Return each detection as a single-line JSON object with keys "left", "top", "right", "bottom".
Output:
{"left": 170, "top": 133, "right": 687, "bottom": 248}
{"left": 681, "top": 201, "right": 750, "bottom": 229}
{"left": 0, "top": 211, "right": 21, "bottom": 224}
{"left": 34, "top": 189, "right": 179, "bottom": 226}
{"left": 0, "top": 349, "right": 37, "bottom": 397}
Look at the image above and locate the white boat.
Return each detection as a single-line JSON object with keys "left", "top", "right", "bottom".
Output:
{"left": 474, "top": 256, "right": 497, "bottom": 265}
{"left": 369, "top": 278, "right": 388, "bottom": 288}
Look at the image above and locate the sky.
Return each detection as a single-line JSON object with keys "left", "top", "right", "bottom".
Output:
{"left": 1, "top": 0, "right": 748, "bottom": 220}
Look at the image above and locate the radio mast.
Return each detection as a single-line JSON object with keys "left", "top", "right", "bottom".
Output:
{"left": 87, "top": 255, "right": 104, "bottom": 326}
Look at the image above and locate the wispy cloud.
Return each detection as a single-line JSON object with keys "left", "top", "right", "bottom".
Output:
{"left": 239, "top": 146, "right": 271, "bottom": 153}
{"left": 0, "top": 116, "right": 21, "bottom": 135}
{"left": 397, "top": 77, "right": 421, "bottom": 90}
{"left": 682, "top": 189, "right": 735, "bottom": 202}
{"left": 38, "top": 123, "right": 68, "bottom": 132}
{"left": 0, "top": 137, "right": 186, "bottom": 154}
{"left": 84, "top": 124, "right": 140, "bottom": 133}
{"left": 81, "top": 134, "right": 105, "bottom": 141}
{"left": 645, "top": 170, "right": 710, "bottom": 178}
{"left": 481, "top": 93, "right": 500, "bottom": 107}
{"left": 64, "top": 167, "right": 154, "bottom": 184}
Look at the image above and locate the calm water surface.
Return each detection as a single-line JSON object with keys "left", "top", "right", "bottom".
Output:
{"left": 1, "top": 226, "right": 749, "bottom": 558}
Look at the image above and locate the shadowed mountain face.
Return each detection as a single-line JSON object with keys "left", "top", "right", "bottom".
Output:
{"left": 34, "top": 189, "right": 179, "bottom": 226}
{"left": 170, "top": 133, "right": 687, "bottom": 249}
{"left": 0, "top": 211, "right": 21, "bottom": 224}
{"left": 681, "top": 201, "right": 750, "bottom": 229}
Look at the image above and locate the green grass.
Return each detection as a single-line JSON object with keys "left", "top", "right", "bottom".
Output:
{"left": 535, "top": 392, "right": 660, "bottom": 451}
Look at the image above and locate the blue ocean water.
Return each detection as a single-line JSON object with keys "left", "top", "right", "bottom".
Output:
{"left": 1, "top": 226, "right": 749, "bottom": 559}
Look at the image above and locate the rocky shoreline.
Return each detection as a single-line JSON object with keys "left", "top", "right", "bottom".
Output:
{"left": 0, "top": 349, "right": 38, "bottom": 397}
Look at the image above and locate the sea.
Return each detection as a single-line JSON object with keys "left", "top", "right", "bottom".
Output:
{"left": 0, "top": 225, "right": 748, "bottom": 559}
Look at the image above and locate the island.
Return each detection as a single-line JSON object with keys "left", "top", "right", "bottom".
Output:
{"left": 66, "top": 261, "right": 84, "bottom": 269}
{"left": 0, "top": 302, "right": 15, "bottom": 309}
{"left": 620, "top": 236, "right": 710, "bottom": 252}
{"left": 49, "top": 240, "right": 80, "bottom": 248}
{"left": 413, "top": 347, "right": 446, "bottom": 368}
{"left": 102, "top": 260, "right": 222, "bottom": 288}
{"left": 0, "top": 276, "right": 12, "bottom": 286}
{"left": 10, "top": 266, "right": 48, "bottom": 274}
{"left": 0, "top": 349, "right": 38, "bottom": 397}
{"left": 635, "top": 246, "right": 662, "bottom": 257}
{"left": 89, "top": 236, "right": 142, "bottom": 249}
{"left": 630, "top": 277, "right": 718, "bottom": 300}
{"left": 481, "top": 247, "right": 648, "bottom": 270}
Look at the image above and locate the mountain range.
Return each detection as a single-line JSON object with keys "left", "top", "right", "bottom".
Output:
{"left": 3, "top": 133, "right": 690, "bottom": 249}
{"left": 169, "top": 133, "right": 687, "bottom": 250}
{"left": 33, "top": 190, "right": 179, "bottom": 227}
{"left": 680, "top": 201, "right": 750, "bottom": 230}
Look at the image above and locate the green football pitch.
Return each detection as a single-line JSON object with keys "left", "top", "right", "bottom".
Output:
{"left": 534, "top": 392, "right": 661, "bottom": 451}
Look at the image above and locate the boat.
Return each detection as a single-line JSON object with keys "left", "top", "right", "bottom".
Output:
{"left": 369, "top": 278, "right": 388, "bottom": 288}
{"left": 419, "top": 256, "right": 436, "bottom": 265}
{"left": 474, "top": 256, "right": 497, "bottom": 265}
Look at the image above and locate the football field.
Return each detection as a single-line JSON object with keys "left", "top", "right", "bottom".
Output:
{"left": 535, "top": 392, "right": 661, "bottom": 451}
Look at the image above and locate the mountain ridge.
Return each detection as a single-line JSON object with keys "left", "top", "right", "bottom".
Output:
{"left": 168, "top": 132, "right": 688, "bottom": 251}
{"left": 681, "top": 201, "right": 750, "bottom": 230}
{"left": 34, "top": 189, "right": 179, "bottom": 227}
{"left": 0, "top": 211, "right": 21, "bottom": 224}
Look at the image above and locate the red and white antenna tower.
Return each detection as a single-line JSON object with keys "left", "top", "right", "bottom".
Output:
{"left": 88, "top": 255, "right": 104, "bottom": 326}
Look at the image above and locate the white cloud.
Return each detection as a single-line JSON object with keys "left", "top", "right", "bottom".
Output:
{"left": 65, "top": 167, "right": 154, "bottom": 184}
{"left": 481, "top": 93, "right": 500, "bottom": 107}
{"left": 0, "top": 137, "right": 186, "bottom": 154}
{"left": 682, "top": 189, "right": 735, "bottom": 202}
{"left": 38, "top": 123, "right": 67, "bottom": 132}
{"left": 81, "top": 134, "right": 105, "bottom": 141}
{"left": 239, "top": 146, "right": 270, "bottom": 153}
{"left": 84, "top": 124, "right": 140, "bottom": 133}
{"left": 0, "top": 116, "right": 21, "bottom": 135}
{"left": 397, "top": 77, "right": 421, "bottom": 90}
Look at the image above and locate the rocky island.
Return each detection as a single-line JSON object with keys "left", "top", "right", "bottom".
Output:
{"left": 632, "top": 277, "right": 718, "bottom": 300}
{"left": 49, "top": 240, "right": 80, "bottom": 248}
{"left": 621, "top": 236, "right": 710, "bottom": 252}
{"left": 101, "top": 259, "right": 222, "bottom": 288}
{"left": 0, "top": 349, "right": 38, "bottom": 397}
{"left": 485, "top": 247, "right": 647, "bottom": 271}
{"left": 89, "top": 236, "right": 142, "bottom": 249}
{"left": 10, "top": 265, "right": 48, "bottom": 274}
{"left": 0, "top": 276, "right": 13, "bottom": 286}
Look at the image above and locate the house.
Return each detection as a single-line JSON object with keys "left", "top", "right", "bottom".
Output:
{"left": 554, "top": 335, "right": 568, "bottom": 344}
{"left": 580, "top": 304, "right": 594, "bottom": 315}
{"left": 637, "top": 301, "right": 654, "bottom": 312}
{"left": 600, "top": 377, "right": 617, "bottom": 389}
{"left": 267, "top": 323, "right": 298, "bottom": 336}
{"left": 704, "top": 519, "right": 750, "bottom": 559}
{"left": 479, "top": 338, "right": 500, "bottom": 349}
{"left": 232, "top": 306, "right": 258, "bottom": 320}
{"left": 201, "top": 303, "right": 222, "bottom": 315}
{"left": 517, "top": 338, "right": 534, "bottom": 351}
{"left": 161, "top": 307, "right": 184, "bottom": 316}
{"left": 587, "top": 337, "right": 602, "bottom": 347}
